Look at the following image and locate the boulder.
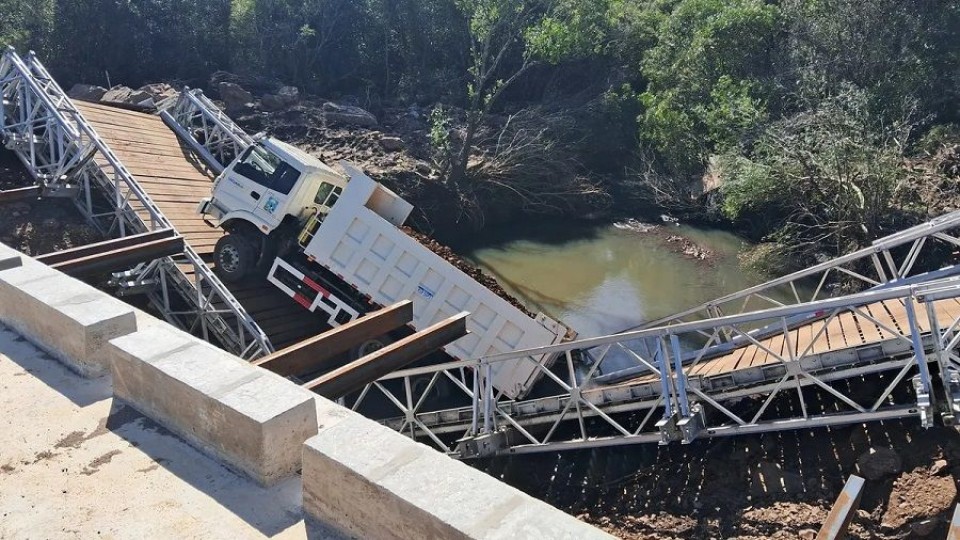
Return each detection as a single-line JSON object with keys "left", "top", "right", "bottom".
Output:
{"left": 798, "top": 529, "right": 817, "bottom": 540}
{"left": 138, "top": 83, "right": 177, "bottom": 103}
{"left": 277, "top": 86, "right": 300, "bottom": 106}
{"left": 67, "top": 83, "right": 107, "bottom": 102}
{"left": 260, "top": 94, "right": 286, "bottom": 112}
{"left": 857, "top": 447, "right": 902, "bottom": 480}
{"left": 102, "top": 86, "right": 154, "bottom": 107}
{"left": 930, "top": 459, "right": 949, "bottom": 476}
{"left": 379, "top": 136, "right": 404, "bottom": 152}
{"left": 217, "top": 82, "right": 254, "bottom": 113}
{"left": 322, "top": 102, "right": 377, "bottom": 128}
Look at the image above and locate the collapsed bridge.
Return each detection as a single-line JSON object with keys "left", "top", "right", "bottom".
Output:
{"left": 3, "top": 47, "right": 960, "bottom": 460}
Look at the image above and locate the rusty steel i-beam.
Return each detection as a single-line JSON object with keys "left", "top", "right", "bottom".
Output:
{"left": 35, "top": 229, "right": 183, "bottom": 277}
{"left": 817, "top": 475, "right": 865, "bottom": 540}
{"left": 304, "top": 311, "right": 469, "bottom": 400}
{"left": 254, "top": 300, "right": 414, "bottom": 378}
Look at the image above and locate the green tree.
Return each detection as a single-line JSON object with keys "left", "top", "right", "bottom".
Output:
{"left": 0, "top": 0, "right": 53, "bottom": 52}
{"left": 721, "top": 86, "right": 914, "bottom": 262}
{"left": 638, "top": 0, "right": 781, "bottom": 173}
{"left": 448, "top": 0, "right": 613, "bottom": 186}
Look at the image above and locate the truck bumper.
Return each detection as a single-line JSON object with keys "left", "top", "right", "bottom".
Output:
{"left": 268, "top": 257, "right": 360, "bottom": 327}
{"left": 197, "top": 197, "right": 225, "bottom": 221}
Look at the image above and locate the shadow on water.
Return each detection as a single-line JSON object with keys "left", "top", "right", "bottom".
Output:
{"left": 449, "top": 217, "right": 608, "bottom": 252}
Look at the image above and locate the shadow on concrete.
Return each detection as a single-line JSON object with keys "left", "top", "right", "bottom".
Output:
{"left": 0, "top": 325, "right": 111, "bottom": 407}
{"left": 105, "top": 399, "right": 346, "bottom": 538}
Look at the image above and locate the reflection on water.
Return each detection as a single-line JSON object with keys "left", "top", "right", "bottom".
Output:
{"left": 460, "top": 220, "right": 771, "bottom": 346}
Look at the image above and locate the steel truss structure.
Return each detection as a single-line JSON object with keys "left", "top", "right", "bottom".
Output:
{"left": 0, "top": 48, "right": 271, "bottom": 359}
{"left": 159, "top": 88, "right": 253, "bottom": 173}
{"left": 358, "top": 212, "right": 960, "bottom": 457}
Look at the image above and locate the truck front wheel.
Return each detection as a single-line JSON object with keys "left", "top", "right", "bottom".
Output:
{"left": 214, "top": 234, "right": 256, "bottom": 282}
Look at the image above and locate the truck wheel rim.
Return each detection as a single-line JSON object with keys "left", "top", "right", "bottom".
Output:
{"left": 220, "top": 244, "right": 241, "bottom": 273}
{"left": 357, "top": 340, "right": 385, "bottom": 357}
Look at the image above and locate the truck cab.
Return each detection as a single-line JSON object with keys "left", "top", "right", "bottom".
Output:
{"left": 197, "top": 137, "right": 348, "bottom": 281}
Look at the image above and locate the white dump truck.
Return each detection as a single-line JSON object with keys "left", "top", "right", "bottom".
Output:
{"left": 197, "top": 137, "right": 573, "bottom": 399}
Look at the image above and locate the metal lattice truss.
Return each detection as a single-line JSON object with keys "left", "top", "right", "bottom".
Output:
{"left": 354, "top": 213, "right": 960, "bottom": 457}
{"left": 0, "top": 49, "right": 272, "bottom": 359}
{"left": 363, "top": 276, "right": 960, "bottom": 457}
{"left": 160, "top": 88, "right": 253, "bottom": 172}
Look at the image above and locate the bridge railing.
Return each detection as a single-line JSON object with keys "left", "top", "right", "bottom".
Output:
{"left": 0, "top": 48, "right": 272, "bottom": 359}
{"left": 359, "top": 276, "right": 960, "bottom": 456}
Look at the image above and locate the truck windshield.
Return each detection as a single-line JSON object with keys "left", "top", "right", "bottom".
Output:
{"left": 234, "top": 145, "right": 301, "bottom": 195}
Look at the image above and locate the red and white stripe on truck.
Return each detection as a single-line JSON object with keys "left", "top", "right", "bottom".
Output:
{"left": 267, "top": 258, "right": 360, "bottom": 326}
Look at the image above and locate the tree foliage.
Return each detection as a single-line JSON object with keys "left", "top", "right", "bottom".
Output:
{"left": 1, "top": 0, "right": 958, "bottom": 254}
{"left": 720, "top": 87, "right": 913, "bottom": 259}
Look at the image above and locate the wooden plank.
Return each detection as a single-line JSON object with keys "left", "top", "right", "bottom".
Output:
{"left": 304, "top": 312, "right": 469, "bottom": 399}
{"left": 808, "top": 316, "right": 835, "bottom": 355}
{"left": 75, "top": 100, "right": 161, "bottom": 120}
{"left": 833, "top": 311, "right": 858, "bottom": 348}
{"left": 850, "top": 309, "right": 883, "bottom": 345}
{"left": 255, "top": 301, "right": 414, "bottom": 378}
{"left": 699, "top": 346, "right": 748, "bottom": 377}
{"left": 101, "top": 139, "right": 204, "bottom": 157}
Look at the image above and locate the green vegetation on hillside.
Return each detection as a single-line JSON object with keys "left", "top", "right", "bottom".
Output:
{"left": 2, "top": 0, "right": 959, "bottom": 268}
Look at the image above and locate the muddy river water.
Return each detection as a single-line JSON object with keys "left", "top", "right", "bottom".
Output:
{"left": 457, "top": 219, "right": 771, "bottom": 345}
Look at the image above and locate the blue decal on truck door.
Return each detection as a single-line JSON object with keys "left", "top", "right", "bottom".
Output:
{"left": 264, "top": 196, "right": 279, "bottom": 213}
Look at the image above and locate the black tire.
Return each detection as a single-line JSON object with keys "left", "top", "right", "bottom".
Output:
{"left": 214, "top": 234, "right": 256, "bottom": 282}
{"left": 350, "top": 335, "right": 394, "bottom": 360}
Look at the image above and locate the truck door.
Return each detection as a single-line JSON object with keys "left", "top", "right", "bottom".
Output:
{"left": 227, "top": 145, "right": 301, "bottom": 231}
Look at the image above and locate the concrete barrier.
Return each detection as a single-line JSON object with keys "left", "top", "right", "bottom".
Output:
{"left": 107, "top": 324, "right": 319, "bottom": 486}
{"left": 0, "top": 247, "right": 137, "bottom": 377}
{"left": 0, "top": 242, "right": 22, "bottom": 271}
{"left": 303, "top": 399, "right": 614, "bottom": 540}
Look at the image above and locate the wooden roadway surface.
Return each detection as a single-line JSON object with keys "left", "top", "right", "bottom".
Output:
{"left": 615, "top": 296, "right": 960, "bottom": 388}
{"left": 74, "top": 100, "right": 325, "bottom": 349}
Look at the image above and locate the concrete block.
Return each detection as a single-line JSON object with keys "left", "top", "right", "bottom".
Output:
{"left": 0, "top": 261, "right": 137, "bottom": 377}
{"left": 0, "top": 242, "right": 22, "bottom": 271}
{"left": 303, "top": 398, "right": 614, "bottom": 540}
{"left": 108, "top": 324, "right": 318, "bottom": 486}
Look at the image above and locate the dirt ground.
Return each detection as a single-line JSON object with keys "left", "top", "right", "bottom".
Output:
{"left": 482, "top": 419, "right": 960, "bottom": 539}
{"left": 0, "top": 151, "right": 102, "bottom": 255}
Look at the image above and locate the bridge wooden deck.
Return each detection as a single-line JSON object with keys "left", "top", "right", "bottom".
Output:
{"left": 614, "top": 296, "right": 960, "bottom": 389}
{"left": 74, "top": 101, "right": 325, "bottom": 348}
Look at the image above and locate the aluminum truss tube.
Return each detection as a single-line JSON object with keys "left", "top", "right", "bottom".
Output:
{"left": 0, "top": 49, "right": 273, "bottom": 359}
{"left": 168, "top": 89, "right": 253, "bottom": 170}
{"left": 487, "top": 276, "right": 960, "bottom": 364}
{"left": 368, "top": 277, "right": 960, "bottom": 455}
